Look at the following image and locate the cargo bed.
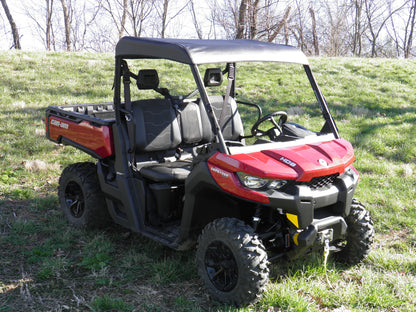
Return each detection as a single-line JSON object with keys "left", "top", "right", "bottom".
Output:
{"left": 45, "top": 103, "right": 115, "bottom": 159}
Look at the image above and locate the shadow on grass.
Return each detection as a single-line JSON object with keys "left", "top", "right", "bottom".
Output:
{"left": 0, "top": 196, "right": 215, "bottom": 312}
{"left": 349, "top": 113, "right": 416, "bottom": 163}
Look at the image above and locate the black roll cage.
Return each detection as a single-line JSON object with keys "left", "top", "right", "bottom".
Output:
{"left": 113, "top": 38, "right": 340, "bottom": 175}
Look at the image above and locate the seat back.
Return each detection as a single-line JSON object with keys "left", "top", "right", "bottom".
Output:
{"left": 131, "top": 95, "right": 244, "bottom": 156}
{"left": 179, "top": 101, "right": 204, "bottom": 144}
{"left": 132, "top": 99, "right": 181, "bottom": 153}
{"left": 198, "top": 95, "right": 244, "bottom": 142}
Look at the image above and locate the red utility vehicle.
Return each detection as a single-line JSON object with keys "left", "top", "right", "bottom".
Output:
{"left": 46, "top": 37, "right": 374, "bottom": 306}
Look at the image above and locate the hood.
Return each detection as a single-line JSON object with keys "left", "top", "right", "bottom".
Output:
{"left": 208, "top": 138, "right": 355, "bottom": 182}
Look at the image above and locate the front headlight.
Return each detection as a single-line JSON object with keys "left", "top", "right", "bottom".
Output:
{"left": 237, "top": 172, "right": 287, "bottom": 190}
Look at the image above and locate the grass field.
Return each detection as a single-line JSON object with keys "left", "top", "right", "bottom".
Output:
{"left": 0, "top": 51, "right": 415, "bottom": 312}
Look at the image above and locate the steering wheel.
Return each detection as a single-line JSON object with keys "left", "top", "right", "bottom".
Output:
{"left": 251, "top": 111, "right": 288, "bottom": 138}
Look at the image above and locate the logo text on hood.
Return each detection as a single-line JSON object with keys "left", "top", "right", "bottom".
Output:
{"left": 280, "top": 156, "right": 297, "bottom": 168}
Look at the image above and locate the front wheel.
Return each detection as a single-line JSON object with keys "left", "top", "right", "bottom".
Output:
{"left": 196, "top": 218, "right": 269, "bottom": 306}
{"left": 333, "top": 199, "right": 374, "bottom": 264}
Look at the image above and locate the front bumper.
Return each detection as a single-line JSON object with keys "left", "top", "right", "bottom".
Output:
{"left": 265, "top": 167, "right": 358, "bottom": 229}
{"left": 265, "top": 168, "right": 358, "bottom": 260}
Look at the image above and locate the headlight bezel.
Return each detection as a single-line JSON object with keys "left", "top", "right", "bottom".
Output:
{"left": 236, "top": 172, "right": 288, "bottom": 190}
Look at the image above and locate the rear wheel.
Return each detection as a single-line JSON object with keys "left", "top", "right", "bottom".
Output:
{"left": 196, "top": 217, "right": 269, "bottom": 306}
{"left": 333, "top": 199, "right": 374, "bottom": 264}
{"left": 58, "top": 162, "right": 110, "bottom": 228}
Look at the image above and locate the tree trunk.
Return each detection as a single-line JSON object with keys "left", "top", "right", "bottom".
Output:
{"left": 60, "top": 0, "right": 71, "bottom": 51}
{"left": 0, "top": 0, "right": 21, "bottom": 49}
{"left": 405, "top": 1, "right": 416, "bottom": 58}
{"left": 236, "top": 0, "right": 247, "bottom": 39}
{"left": 130, "top": 0, "right": 138, "bottom": 37}
{"left": 309, "top": 6, "right": 319, "bottom": 56}
{"left": 248, "top": 0, "right": 260, "bottom": 40}
{"left": 120, "top": 0, "right": 127, "bottom": 39}
{"left": 268, "top": 6, "right": 291, "bottom": 43}
{"left": 46, "top": 0, "right": 54, "bottom": 51}
{"left": 189, "top": 0, "right": 203, "bottom": 39}
{"left": 161, "top": 0, "right": 169, "bottom": 38}
{"left": 352, "top": 0, "right": 363, "bottom": 56}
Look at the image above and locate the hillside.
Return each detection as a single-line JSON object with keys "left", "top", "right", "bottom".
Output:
{"left": 0, "top": 51, "right": 415, "bottom": 311}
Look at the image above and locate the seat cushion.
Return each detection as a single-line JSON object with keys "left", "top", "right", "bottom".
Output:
{"left": 139, "top": 161, "right": 191, "bottom": 183}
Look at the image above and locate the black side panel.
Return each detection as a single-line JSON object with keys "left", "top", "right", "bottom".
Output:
{"left": 97, "top": 163, "right": 145, "bottom": 232}
{"left": 96, "top": 124, "right": 145, "bottom": 232}
{"left": 177, "top": 162, "right": 246, "bottom": 245}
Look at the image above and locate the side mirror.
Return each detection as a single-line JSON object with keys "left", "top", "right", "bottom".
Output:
{"left": 204, "top": 68, "right": 223, "bottom": 87}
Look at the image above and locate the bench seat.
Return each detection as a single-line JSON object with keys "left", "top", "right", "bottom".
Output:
{"left": 139, "top": 160, "right": 192, "bottom": 183}
{"left": 132, "top": 95, "right": 243, "bottom": 183}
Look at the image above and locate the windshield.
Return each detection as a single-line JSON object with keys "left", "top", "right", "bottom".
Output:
{"left": 209, "top": 62, "right": 326, "bottom": 137}
{"left": 124, "top": 58, "right": 332, "bottom": 145}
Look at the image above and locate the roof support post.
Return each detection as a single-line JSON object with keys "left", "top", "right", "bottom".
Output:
{"left": 190, "top": 64, "right": 229, "bottom": 154}
{"left": 114, "top": 56, "right": 122, "bottom": 125}
{"left": 113, "top": 56, "right": 134, "bottom": 176}
{"left": 304, "top": 65, "right": 340, "bottom": 139}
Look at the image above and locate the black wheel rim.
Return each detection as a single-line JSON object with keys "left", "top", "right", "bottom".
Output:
{"left": 64, "top": 181, "right": 85, "bottom": 218}
{"left": 204, "top": 240, "right": 238, "bottom": 292}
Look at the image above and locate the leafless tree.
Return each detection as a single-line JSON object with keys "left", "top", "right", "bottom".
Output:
{"left": 365, "top": 0, "right": 406, "bottom": 57}
{"left": 388, "top": 0, "right": 416, "bottom": 58}
{"left": 403, "top": 0, "right": 416, "bottom": 58}
{"left": 235, "top": 0, "right": 247, "bottom": 39}
{"left": 207, "top": 0, "right": 235, "bottom": 39}
{"left": 99, "top": 0, "right": 128, "bottom": 39}
{"left": 160, "top": 0, "right": 169, "bottom": 38}
{"left": 0, "top": 0, "right": 21, "bottom": 49}
{"left": 248, "top": 0, "right": 260, "bottom": 39}
{"left": 60, "top": 0, "right": 72, "bottom": 51}
{"left": 351, "top": 0, "right": 365, "bottom": 56}
{"left": 209, "top": 0, "right": 292, "bottom": 42}
{"left": 128, "top": 0, "right": 153, "bottom": 37}
{"left": 317, "top": 0, "right": 351, "bottom": 56}
{"left": 72, "top": 1, "right": 101, "bottom": 50}
{"left": 309, "top": 6, "right": 319, "bottom": 55}
{"left": 251, "top": 0, "right": 291, "bottom": 43}
{"left": 2, "top": 0, "right": 414, "bottom": 56}
{"left": 46, "top": 0, "right": 54, "bottom": 50}
{"left": 290, "top": 0, "right": 309, "bottom": 52}
{"left": 120, "top": 0, "right": 128, "bottom": 38}
{"left": 189, "top": 0, "right": 203, "bottom": 39}
{"left": 266, "top": 5, "right": 291, "bottom": 43}
{"left": 24, "top": 0, "right": 56, "bottom": 50}
{"left": 153, "top": 0, "right": 189, "bottom": 38}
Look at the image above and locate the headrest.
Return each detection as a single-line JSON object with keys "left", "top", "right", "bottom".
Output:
{"left": 137, "top": 69, "right": 159, "bottom": 90}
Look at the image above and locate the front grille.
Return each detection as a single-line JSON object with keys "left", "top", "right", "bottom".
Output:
{"left": 306, "top": 174, "right": 339, "bottom": 189}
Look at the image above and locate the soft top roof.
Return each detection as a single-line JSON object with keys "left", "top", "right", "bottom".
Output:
{"left": 116, "top": 37, "right": 309, "bottom": 65}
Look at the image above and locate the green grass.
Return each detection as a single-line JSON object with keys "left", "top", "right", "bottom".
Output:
{"left": 0, "top": 51, "right": 415, "bottom": 311}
